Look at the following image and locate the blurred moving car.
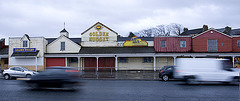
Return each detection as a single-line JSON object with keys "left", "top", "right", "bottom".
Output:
{"left": 174, "top": 58, "right": 240, "bottom": 84}
{"left": 3, "top": 66, "right": 38, "bottom": 80}
{"left": 159, "top": 66, "right": 174, "bottom": 81}
{"left": 25, "top": 67, "right": 80, "bottom": 90}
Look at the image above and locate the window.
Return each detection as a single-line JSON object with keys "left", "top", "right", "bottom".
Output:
{"left": 60, "top": 42, "right": 65, "bottom": 51}
{"left": 207, "top": 39, "right": 217, "bottom": 52}
{"left": 180, "top": 41, "right": 186, "bottom": 48}
{"left": 143, "top": 57, "right": 153, "bottom": 63}
{"left": 23, "top": 40, "right": 28, "bottom": 47}
{"left": 161, "top": 41, "right": 166, "bottom": 48}
{"left": 4, "top": 60, "right": 8, "bottom": 64}
{"left": 119, "top": 58, "right": 128, "bottom": 63}
{"left": 237, "top": 40, "right": 240, "bottom": 47}
{"left": 70, "top": 57, "right": 78, "bottom": 63}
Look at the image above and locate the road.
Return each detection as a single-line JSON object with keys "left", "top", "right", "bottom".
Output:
{"left": 0, "top": 79, "right": 239, "bottom": 101}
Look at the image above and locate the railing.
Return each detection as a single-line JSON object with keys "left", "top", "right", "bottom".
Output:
{"left": 79, "top": 67, "right": 160, "bottom": 80}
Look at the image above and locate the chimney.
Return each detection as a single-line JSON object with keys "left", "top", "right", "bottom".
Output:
{"left": 183, "top": 28, "right": 188, "bottom": 32}
{"left": 202, "top": 25, "right": 208, "bottom": 32}
{"left": 223, "top": 26, "right": 231, "bottom": 35}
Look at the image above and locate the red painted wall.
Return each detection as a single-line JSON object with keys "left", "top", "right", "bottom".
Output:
{"left": 232, "top": 37, "right": 240, "bottom": 52}
{"left": 154, "top": 37, "right": 191, "bottom": 52}
{"left": 192, "top": 30, "right": 232, "bottom": 52}
{"left": 84, "top": 57, "right": 97, "bottom": 68}
{"left": 46, "top": 58, "right": 65, "bottom": 67}
{"left": 98, "top": 57, "right": 115, "bottom": 68}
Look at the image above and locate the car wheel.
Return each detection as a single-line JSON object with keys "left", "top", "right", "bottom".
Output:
{"left": 162, "top": 75, "right": 169, "bottom": 81}
{"left": 4, "top": 74, "right": 10, "bottom": 80}
{"left": 26, "top": 74, "right": 32, "bottom": 78}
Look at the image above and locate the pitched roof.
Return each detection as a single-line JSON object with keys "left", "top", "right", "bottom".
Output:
{"left": 81, "top": 22, "right": 118, "bottom": 35}
{"left": 192, "top": 28, "right": 231, "bottom": 39}
{"left": 78, "top": 47, "right": 155, "bottom": 54}
{"left": 46, "top": 38, "right": 81, "bottom": 44}
{"left": 182, "top": 27, "right": 240, "bottom": 36}
{"left": 60, "top": 28, "right": 68, "bottom": 33}
{"left": 181, "top": 28, "right": 203, "bottom": 35}
{"left": 117, "top": 37, "right": 154, "bottom": 41}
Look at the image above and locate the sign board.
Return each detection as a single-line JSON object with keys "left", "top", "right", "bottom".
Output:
{"left": 89, "top": 24, "right": 110, "bottom": 42}
{"left": 123, "top": 36, "right": 148, "bottom": 47}
{"left": 13, "top": 48, "right": 36, "bottom": 52}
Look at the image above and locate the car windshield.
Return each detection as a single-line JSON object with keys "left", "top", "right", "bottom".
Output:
{"left": 21, "top": 67, "right": 31, "bottom": 71}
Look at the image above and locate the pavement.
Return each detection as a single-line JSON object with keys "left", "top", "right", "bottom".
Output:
{"left": 0, "top": 70, "right": 161, "bottom": 80}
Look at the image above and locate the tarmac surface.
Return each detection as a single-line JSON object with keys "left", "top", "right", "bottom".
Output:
{"left": 0, "top": 70, "right": 161, "bottom": 80}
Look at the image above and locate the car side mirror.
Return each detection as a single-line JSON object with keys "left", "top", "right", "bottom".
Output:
{"left": 21, "top": 70, "right": 24, "bottom": 72}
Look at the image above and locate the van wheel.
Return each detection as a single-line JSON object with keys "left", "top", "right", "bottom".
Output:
{"left": 162, "top": 75, "right": 169, "bottom": 81}
{"left": 231, "top": 77, "right": 240, "bottom": 85}
{"left": 4, "top": 74, "right": 10, "bottom": 80}
{"left": 186, "top": 76, "right": 198, "bottom": 84}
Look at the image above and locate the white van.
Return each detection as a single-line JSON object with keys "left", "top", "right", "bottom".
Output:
{"left": 174, "top": 58, "right": 239, "bottom": 84}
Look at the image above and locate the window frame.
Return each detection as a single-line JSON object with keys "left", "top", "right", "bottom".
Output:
{"left": 160, "top": 41, "right": 166, "bottom": 48}
{"left": 22, "top": 40, "right": 28, "bottom": 47}
{"left": 237, "top": 40, "right": 240, "bottom": 47}
{"left": 143, "top": 57, "right": 153, "bottom": 63}
{"left": 60, "top": 42, "right": 65, "bottom": 51}
{"left": 180, "top": 41, "right": 186, "bottom": 48}
{"left": 119, "top": 58, "right": 128, "bottom": 63}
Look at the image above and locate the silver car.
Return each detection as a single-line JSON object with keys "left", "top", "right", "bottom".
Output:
{"left": 2, "top": 67, "right": 38, "bottom": 80}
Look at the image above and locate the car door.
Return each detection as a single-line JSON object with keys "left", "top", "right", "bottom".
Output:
{"left": 15, "top": 67, "right": 26, "bottom": 77}
{"left": 165, "top": 67, "right": 174, "bottom": 78}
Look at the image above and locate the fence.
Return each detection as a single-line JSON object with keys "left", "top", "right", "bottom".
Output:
{"left": 79, "top": 67, "right": 160, "bottom": 80}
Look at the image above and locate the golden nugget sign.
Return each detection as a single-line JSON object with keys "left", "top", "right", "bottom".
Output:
{"left": 89, "top": 25, "right": 109, "bottom": 42}
{"left": 13, "top": 48, "right": 36, "bottom": 52}
{"left": 123, "top": 36, "right": 148, "bottom": 47}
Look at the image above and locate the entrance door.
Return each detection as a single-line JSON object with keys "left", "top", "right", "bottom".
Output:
{"left": 84, "top": 57, "right": 97, "bottom": 70}
{"left": 207, "top": 39, "right": 217, "bottom": 52}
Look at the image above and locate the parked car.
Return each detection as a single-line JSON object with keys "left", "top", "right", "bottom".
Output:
{"left": 25, "top": 67, "right": 81, "bottom": 90}
{"left": 159, "top": 66, "right": 175, "bottom": 81}
{"left": 3, "top": 66, "right": 38, "bottom": 80}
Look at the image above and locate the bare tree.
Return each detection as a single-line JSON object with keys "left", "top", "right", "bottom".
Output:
{"left": 170, "top": 23, "right": 183, "bottom": 35}
{"left": 134, "top": 23, "right": 184, "bottom": 37}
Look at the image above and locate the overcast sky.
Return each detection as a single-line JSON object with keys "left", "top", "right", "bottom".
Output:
{"left": 1, "top": 0, "right": 240, "bottom": 44}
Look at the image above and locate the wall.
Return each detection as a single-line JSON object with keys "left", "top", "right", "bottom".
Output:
{"left": 154, "top": 37, "right": 192, "bottom": 52}
{"left": 156, "top": 57, "right": 174, "bottom": 70}
{"left": 81, "top": 23, "right": 118, "bottom": 47}
{"left": 47, "top": 36, "right": 81, "bottom": 53}
{"left": 118, "top": 57, "right": 153, "bottom": 70}
{"left": 192, "top": 30, "right": 232, "bottom": 52}
{"left": 8, "top": 36, "right": 47, "bottom": 68}
{"left": 232, "top": 37, "right": 240, "bottom": 52}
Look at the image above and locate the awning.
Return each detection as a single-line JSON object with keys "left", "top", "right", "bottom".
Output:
{"left": 11, "top": 50, "right": 39, "bottom": 58}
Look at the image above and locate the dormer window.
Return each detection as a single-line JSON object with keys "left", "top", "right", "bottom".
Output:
{"left": 23, "top": 40, "right": 28, "bottom": 47}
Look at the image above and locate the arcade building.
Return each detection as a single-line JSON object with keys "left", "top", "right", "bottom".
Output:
{"left": 5, "top": 22, "right": 240, "bottom": 71}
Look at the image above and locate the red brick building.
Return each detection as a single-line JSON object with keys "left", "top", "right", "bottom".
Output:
{"left": 192, "top": 29, "right": 232, "bottom": 52}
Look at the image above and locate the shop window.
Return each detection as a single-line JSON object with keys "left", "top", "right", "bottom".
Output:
{"left": 119, "top": 58, "right": 128, "bottom": 63}
{"left": 70, "top": 57, "right": 78, "bottom": 63}
{"left": 60, "top": 42, "right": 65, "bottom": 51}
{"left": 180, "top": 41, "right": 186, "bottom": 48}
{"left": 161, "top": 41, "right": 166, "bottom": 48}
{"left": 237, "top": 40, "right": 240, "bottom": 47}
{"left": 143, "top": 57, "right": 153, "bottom": 63}
{"left": 23, "top": 40, "right": 28, "bottom": 47}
